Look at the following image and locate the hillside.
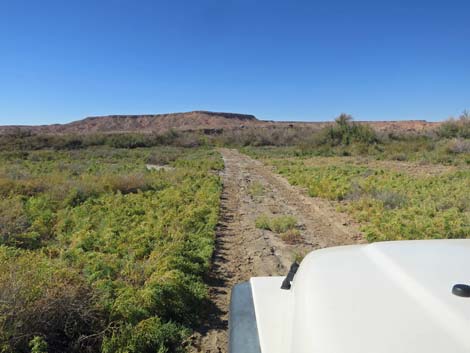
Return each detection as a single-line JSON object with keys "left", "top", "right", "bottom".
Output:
{"left": 0, "top": 110, "right": 441, "bottom": 135}
{"left": 0, "top": 111, "right": 261, "bottom": 135}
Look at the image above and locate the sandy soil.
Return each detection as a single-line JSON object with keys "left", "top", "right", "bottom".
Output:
{"left": 188, "top": 149, "right": 364, "bottom": 353}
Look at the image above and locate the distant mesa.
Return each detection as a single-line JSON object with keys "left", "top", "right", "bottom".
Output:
{"left": 0, "top": 111, "right": 260, "bottom": 135}
{"left": 0, "top": 110, "right": 440, "bottom": 135}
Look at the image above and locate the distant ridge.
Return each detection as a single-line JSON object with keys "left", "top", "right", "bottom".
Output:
{"left": 0, "top": 111, "right": 260, "bottom": 135}
{"left": 0, "top": 110, "right": 441, "bottom": 135}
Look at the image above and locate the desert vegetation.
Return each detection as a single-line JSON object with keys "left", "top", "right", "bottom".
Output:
{"left": 2, "top": 111, "right": 469, "bottom": 157}
{"left": 270, "top": 160, "right": 470, "bottom": 241}
{"left": 0, "top": 146, "right": 222, "bottom": 353}
{"left": 0, "top": 111, "right": 469, "bottom": 352}
{"left": 244, "top": 113, "right": 470, "bottom": 243}
{"left": 241, "top": 112, "right": 470, "bottom": 165}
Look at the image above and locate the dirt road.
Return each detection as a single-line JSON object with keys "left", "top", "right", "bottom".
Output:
{"left": 188, "top": 149, "right": 363, "bottom": 352}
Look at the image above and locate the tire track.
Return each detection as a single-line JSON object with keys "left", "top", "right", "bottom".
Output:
{"left": 188, "top": 149, "right": 363, "bottom": 352}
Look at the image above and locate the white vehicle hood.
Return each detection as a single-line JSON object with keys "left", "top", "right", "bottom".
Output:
{"left": 251, "top": 239, "right": 470, "bottom": 353}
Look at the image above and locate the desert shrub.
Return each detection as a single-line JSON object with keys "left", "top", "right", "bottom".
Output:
{"left": 61, "top": 138, "right": 84, "bottom": 150}
{"left": 242, "top": 131, "right": 470, "bottom": 166}
{"left": 314, "top": 114, "right": 379, "bottom": 147}
{"left": 0, "top": 247, "right": 105, "bottom": 353}
{"left": 146, "top": 147, "right": 183, "bottom": 165}
{"left": 438, "top": 111, "right": 470, "bottom": 138}
{"left": 446, "top": 138, "right": 470, "bottom": 154}
{"left": 370, "top": 190, "right": 407, "bottom": 209}
{"left": 105, "top": 134, "right": 154, "bottom": 149}
{"left": 211, "top": 125, "right": 324, "bottom": 147}
{"left": 23, "top": 195, "right": 56, "bottom": 246}
{"left": 101, "top": 173, "right": 154, "bottom": 194}
{"left": 0, "top": 197, "right": 34, "bottom": 248}
{"left": 0, "top": 130, "right": 199, "bottom": 151}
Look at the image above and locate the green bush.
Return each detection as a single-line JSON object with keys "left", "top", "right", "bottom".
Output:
{"left": 314, "top": 114, "right": 379, "bottom": 147}
{"left": 438, "top": 111, "right": 470, "bottom": 139}
{"left": 29, "top": 337, "right": 48, "bottom": 353}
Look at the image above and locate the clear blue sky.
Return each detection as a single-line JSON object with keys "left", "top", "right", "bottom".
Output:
{"left": 0, "top": 0, "right": 468, "bottom": 125}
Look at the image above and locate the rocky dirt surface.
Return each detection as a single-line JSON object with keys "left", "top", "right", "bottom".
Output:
{"left": 188, "top": 149, "right": 364, "bottom": 353}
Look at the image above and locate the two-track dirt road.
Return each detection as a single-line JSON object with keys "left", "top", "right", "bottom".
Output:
{"left": 188, "top": 149, "right": 364, "bottom": 353}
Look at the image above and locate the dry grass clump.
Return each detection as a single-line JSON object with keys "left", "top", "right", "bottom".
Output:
{"left": 254, "top": 214, "right": 271, "bottom": 230}
{"left": 292, "top": 251, "right": 306, "bottom": 263}
{"left": 270, "top": 215, "right": 297, "bottom": 233}
{"left": 255, "top": 214, "right": 297, "bottom": 233}
{"left": 255, "top": 214, "right": 301, "bottom": 243}
{"left": 280, "top": 229, "right": 302, "bottom": 244}
{"left": 248, "top": 181, "right": 265, "bottom": 199}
